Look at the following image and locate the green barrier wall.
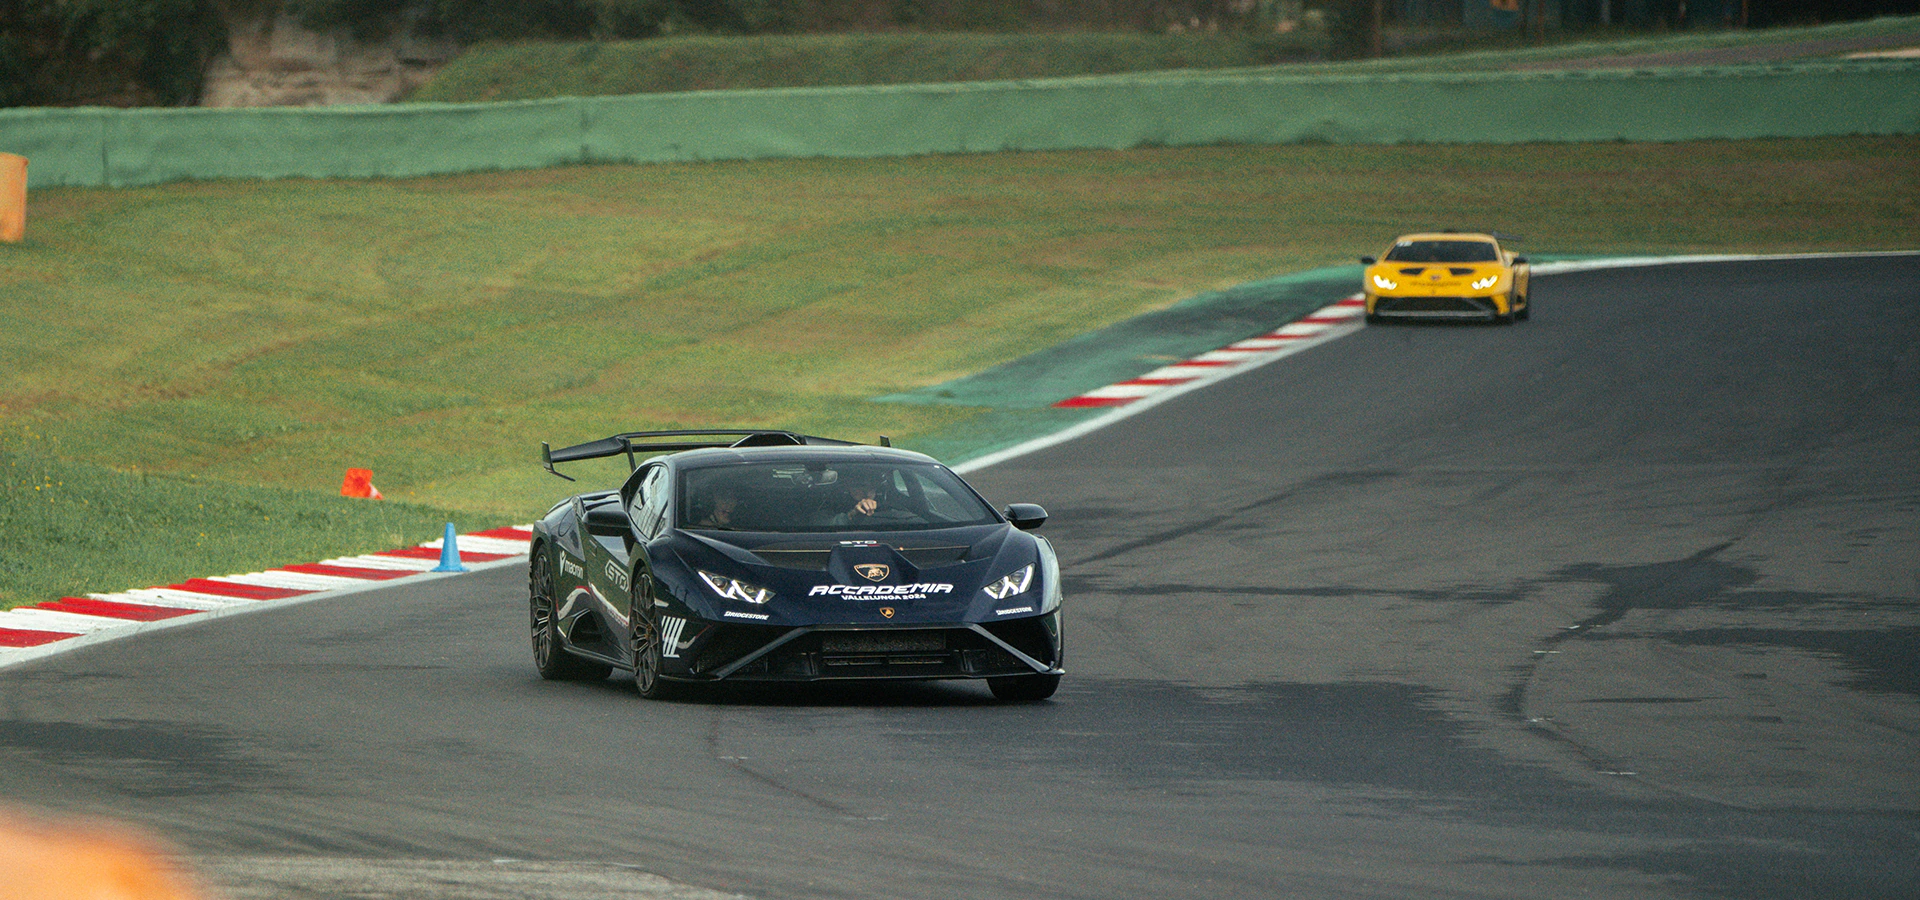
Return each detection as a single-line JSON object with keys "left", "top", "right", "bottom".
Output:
{"left": 4, "top": 61, "right": 1916, "bottom": 189}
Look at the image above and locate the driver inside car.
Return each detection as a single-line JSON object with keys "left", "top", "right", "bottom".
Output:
{"left": 824, "top": 468, "right": 918, "bottom": 528}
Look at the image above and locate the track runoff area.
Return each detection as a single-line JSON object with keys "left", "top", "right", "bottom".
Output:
{"left": 0, "top": 252, "right": 1907, "bottom": 669}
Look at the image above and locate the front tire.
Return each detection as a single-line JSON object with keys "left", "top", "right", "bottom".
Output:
{"left": 530, "top": 556, "right": 611, "bottom": 682}
{"left": 988, "top": 673, "right": 1061, "bottom": 702}
{"left": 629, "top": 582, "right": 681, "bottom": 700}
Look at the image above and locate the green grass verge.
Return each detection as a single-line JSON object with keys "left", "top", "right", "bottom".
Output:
{"left": 1, "top": 429, "right": 512, "bottom": 610}
{"left": 2, "top": 137, "right": 1916, "bottom": 610}
{"left": 1334, "top": 14, "right": 1920, "bottom": 74}
{"left": 411, "top": 31, "right": 1323, "bottom": 102}
{"left": 409, "top": 17, "right": 1920, "bottom": 103}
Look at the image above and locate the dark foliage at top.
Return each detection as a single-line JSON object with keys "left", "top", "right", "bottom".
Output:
{"left": 280, "top": 1, "right": 1287, "bottom": 42}
{"left": 1, "top": 0, "right": 228, "bottom": 106}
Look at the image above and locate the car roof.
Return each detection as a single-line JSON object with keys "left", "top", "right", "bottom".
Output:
{"left": 1392, "top": 232, "right": 1498, "bottom": 244}
{"left": 664, "top": 444, "right": 941, "bottom": 469}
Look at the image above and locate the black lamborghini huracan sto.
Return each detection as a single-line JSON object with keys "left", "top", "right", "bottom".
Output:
{"left": 527, "top": 430, "right": 1063, "bottom": 701}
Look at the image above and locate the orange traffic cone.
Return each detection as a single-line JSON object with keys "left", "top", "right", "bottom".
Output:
{"left": 340, "top": 468, "right": 383, "bottom": 499}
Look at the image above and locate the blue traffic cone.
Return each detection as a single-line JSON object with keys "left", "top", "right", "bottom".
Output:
{"left": 432, "top": 522, "right": 469, "bottom": 573}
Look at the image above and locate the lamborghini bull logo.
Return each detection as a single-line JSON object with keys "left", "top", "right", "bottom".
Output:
{"left": 854, "top": 564, "right": 890, "bottom": 582}
{"left": 880, "top": 607, "right": 895, "bottom": 619}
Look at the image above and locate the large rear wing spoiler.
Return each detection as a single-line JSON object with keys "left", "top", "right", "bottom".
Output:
{"left": 541, "top": 429, "right": 881, "bottom": 481}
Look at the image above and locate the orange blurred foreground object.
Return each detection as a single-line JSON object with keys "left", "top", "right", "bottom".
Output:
{"left": 340, "top": 467, "right": 383, "bottom": 499}
{"left": 0, "top": 805, "right": 211, "bottom": 900}
{"left": 0, "top": 153, "right": 25, "bottom": 244}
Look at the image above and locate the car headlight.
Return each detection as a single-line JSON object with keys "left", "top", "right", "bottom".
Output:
{"left": 1371, "top": 274, "right": 1398, "bottom": 290}
{"left": 698, "top": 570, "right": 772, "bottom": 604}
{"left": 1472, "top": 275, "right": 1500, "bottom": 290}
{"left": 983, "top": 564, "right": 1033, "bottom": 600}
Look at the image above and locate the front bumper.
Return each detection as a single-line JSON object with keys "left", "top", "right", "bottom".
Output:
{"left": 667, "top": 613, "right": 1064, "bottom": 683}
{"left": 1369, "top": 294, "right": 1506, "bottom": 320}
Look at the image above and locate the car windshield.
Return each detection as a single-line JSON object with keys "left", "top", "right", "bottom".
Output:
{"left": 1383, "top": 240, "right": 1499, "bottom": 263}
{"left": 678, "top": 461, "right": 1000, "bottom": 533}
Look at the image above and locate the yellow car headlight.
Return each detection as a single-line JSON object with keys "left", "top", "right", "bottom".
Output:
{"left": 1372, "top": 274, "right": 1398, "bottom": 290}
{"left": 1471, "top": 275, "right": 1500, "bottom": 290}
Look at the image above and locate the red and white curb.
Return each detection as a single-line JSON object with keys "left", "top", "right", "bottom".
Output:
{"left": 1051, "top": 294, "right": 1367, "bottom": 410}
{"left": 956, "top": 292, "right": 1367, "bottom": 474}
{"left": 0, "top": 526, "right": 534, "bottom": 670}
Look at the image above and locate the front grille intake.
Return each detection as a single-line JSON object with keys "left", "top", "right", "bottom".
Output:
{"left": 706, "top": 626, "right": 1033, "bottom": 681}
{"left": 1377, "top": 296, "right": 1498, "bottom": 318}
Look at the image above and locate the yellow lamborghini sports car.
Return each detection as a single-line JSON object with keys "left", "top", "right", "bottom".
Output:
{"left": 1361, "top": 232, "right": 1532, "bottom": 324}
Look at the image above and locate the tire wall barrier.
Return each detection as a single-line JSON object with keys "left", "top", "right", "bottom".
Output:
{"left": 3, "top": 61, "right": 1916, "bottom": 189}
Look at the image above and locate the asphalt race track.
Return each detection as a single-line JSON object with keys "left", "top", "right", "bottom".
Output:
{"left": 1, "top": 256, "right": 1915, "bottom": 900}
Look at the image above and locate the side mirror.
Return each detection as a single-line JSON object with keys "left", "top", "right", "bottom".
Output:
{"left": 1512, "top": 256, "right": 1529, "bottom": 265}
{"left": 1003, "top": 503, "right": 1048, "bottom": 531}
{"left": 1359, "top": 256, "right": 1376, "bottom": 265}
{"left": 584, "top": 504, "right": 632, "bottom": 537}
